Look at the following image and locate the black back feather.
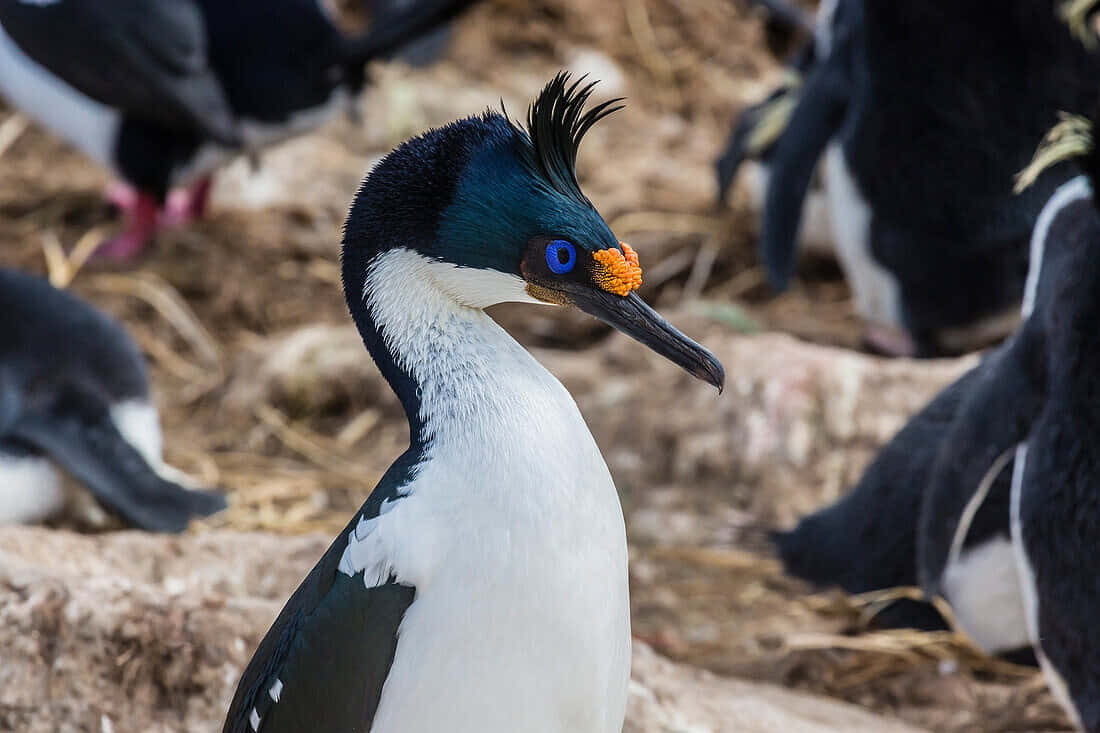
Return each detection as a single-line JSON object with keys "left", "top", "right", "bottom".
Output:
{"left": 517, "top": 72, "right": 623, "bottom": 207}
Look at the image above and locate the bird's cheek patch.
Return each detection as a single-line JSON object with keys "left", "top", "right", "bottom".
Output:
{"left": 592, "top": 242, "right": 643, "bottom": 296}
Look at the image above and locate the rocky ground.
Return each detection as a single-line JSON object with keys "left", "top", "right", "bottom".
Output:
{"left": 0, "top": 0, "right": 1074, "bottom": 730}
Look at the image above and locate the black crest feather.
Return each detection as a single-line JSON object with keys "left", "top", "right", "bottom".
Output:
{"left": 518, "top": 72, "right": 624, "bottom": 206}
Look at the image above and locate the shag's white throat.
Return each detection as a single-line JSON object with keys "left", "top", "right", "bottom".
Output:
{"left": 336, "top": 248, "right": 632, "bottom": 733}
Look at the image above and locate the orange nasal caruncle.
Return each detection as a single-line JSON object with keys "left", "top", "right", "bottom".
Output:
{"left": 592, "top": 242, "right": 643, "bottom": 296}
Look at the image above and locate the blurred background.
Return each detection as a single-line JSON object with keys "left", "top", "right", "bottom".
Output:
{"left": 0, "top": 0, "right": 1082, "bottom": 731}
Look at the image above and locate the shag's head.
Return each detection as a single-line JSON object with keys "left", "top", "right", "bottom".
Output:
{"left": 342, "top": 72, "right": 724, "bottom": 389}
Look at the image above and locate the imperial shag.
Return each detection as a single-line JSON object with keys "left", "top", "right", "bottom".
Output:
{"left": 223, "top": 73, "right": 724, "bottom": 733}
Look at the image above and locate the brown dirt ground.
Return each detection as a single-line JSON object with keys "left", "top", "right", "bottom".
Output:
{"left": 0, "top": 1, "right": 1072, "bottom": 731}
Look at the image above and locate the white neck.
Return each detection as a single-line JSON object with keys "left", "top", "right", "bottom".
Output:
{"left": 344, "top": 248, "right": 632, "bottom": 733}
{"left": 363, "top": 248, "right": 560, "bottom": 451}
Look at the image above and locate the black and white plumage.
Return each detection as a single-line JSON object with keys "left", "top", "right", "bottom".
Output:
{"left": 714, "top": 45, "right": 836, "bottom": 258}
{"left": 773, "top": 356, "right": 1034, "bottom": 663}
{"left": 0, "top": 0, "right": 477, "bottom": 258}
{"left": 0, "top": 268, "right": 225, "bottom": 531}
{"left": 920, "top": 109, "right": 1100, "bottom": 729}
{"left": 715, "top": 3, "right": 842, "bottom": 261}
{"left": 732, "top": 0, "right": 1099, "bottom": 357}
{"left": 223, "top": 74, "right": 723, "bottom": 733}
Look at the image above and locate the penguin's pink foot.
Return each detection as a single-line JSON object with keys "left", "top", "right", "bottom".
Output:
{"left": 863, "top": 322, "right": 917, "bottom": 358}
{"left": 162, "top": 175, "right": 214, "bottom": 227}
{"left": 94, "top": 193, "right": 159, "bottom": 261}
{"left": 105, "top": 181, "right": 139, "bottom": 212}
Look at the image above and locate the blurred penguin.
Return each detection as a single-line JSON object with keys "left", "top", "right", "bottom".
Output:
{"left": 742, "top": 0, "right": 814, "bottom": 56}
{"left": 920, "top": 106, "right": 1100, "bottom": 730}
{"left": 715, "top": 0, "right": 849, "bottom": 260}
{"left": 773, "top": 356, "right": 1034, "bottom": 665}
{"left": 0, "top": 0, "right": 478, "bottom": 259}
{"left": 0, "top": 268, "right": 225, "bottom": 532}
{"left": 754, "top": 0, "right": 1098, "bottom": 356}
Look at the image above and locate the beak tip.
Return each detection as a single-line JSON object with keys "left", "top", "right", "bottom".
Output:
{"left": 695, "top": 355, "right": 726, "bottom": 393}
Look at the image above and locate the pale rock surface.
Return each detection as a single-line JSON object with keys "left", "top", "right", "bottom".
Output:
{"left": 0, "top": 527, "right": 928, "bottom": 732}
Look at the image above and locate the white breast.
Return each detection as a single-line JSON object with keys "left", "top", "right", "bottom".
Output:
{"left": 341, "top": 251, "right": 631, "bottom": 733}
{"left": 0, "top": 22, "right": 120, "bottom": 171}
{"left": 939, "top": 450, "right": 1029, "bottom": 654}
{"left": 942, "top": 534, "right": 1029, "bottom": 654}
{"left": 0, "top": 452, "right": 63, "bottom": 524}
{"left": 823, "top": 142, "right": 903, "bottom": 329}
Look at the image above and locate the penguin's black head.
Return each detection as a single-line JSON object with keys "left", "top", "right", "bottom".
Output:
{"left": 342, "top": 72, "right": 724, "bottom": 390}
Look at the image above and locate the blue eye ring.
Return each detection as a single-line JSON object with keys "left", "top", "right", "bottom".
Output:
{"left": 545, "top": 239, "right": 577, "bottom": 275}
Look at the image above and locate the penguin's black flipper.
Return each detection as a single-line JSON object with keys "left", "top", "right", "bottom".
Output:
{"left": 8, "top": 401, "right": 225, "bottom": 533}
{"left": 773, "top": 365, "right": 990, "bottom": 632}
{"left": 0, "top": 371, "right": 22, "bottom": 436}
{"left": 365, "top": 0, "right": 453, "bottom": 67}
{"left": 715, "top": 44, "right": 817, "bottom": 203}
{"left": 759, "top": 49, "right": 851, "bottom": 291}
{"left": 0, "top": 0, "right": 241, "bottom": 146}
{"left": 716, "top": 91, "right": 785, "bottom": 203}
{"left": 917, "top": 327, "right": 1046, "bottom": 597}
{"left": 340, "top": 0, "right": 480, "bottom": 67}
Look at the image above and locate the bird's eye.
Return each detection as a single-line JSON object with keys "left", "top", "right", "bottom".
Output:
{"left": 545, "top": 239, "right": 577, "bottom": 274}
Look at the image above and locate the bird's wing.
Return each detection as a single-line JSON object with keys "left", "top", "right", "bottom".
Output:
{"left": 0, "top": 369, "right": 22, "bottom": 436}
{"left": 7, "top": 389, "right": 225, "bottom": 532}
{"left": 714, "top": 40, "right": 817, "bottom": 202}
{"left": 775, "top": 363, "right": 982, "bottom": 590}
{"left": 916, "top": 327, "right": 1046, "bottom": 597}
{"left": 772, "top": 363, "right": 1004, "bottom": 634}
{"left": 758, "top": 30, "right": 852, "bottom": 291}
{"left": 0, "top": 0, "right": 240, "bottom": 145}
{"left": 223, "top": 509, "right": 415, "bottom": 733}
{"left": 338, "top": 0, "right": 481, "bottom": 67}
{"left": 715, "top": 86, "right": 796, "bottom": 202}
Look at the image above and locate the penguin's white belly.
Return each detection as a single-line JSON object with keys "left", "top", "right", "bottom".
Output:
{"left": 823, "top": 142, "right": 902, "bottom": 329}
{"left": 942, "top": 535, "right": 1029, "bottom": 654}
{"left": 0, "top": 23, "right": 120, "bottom": 172}
{"left": 109, "top": 399, "right": 197, "bottom": 487}
{"left": 0, "top": 453, "right": 63, "bottom": 524}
